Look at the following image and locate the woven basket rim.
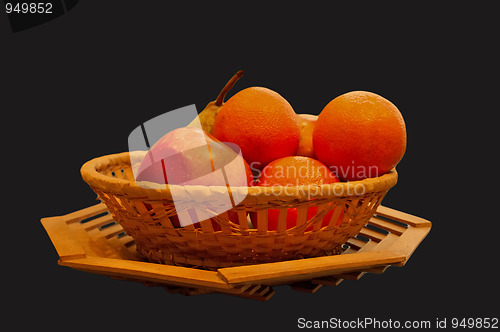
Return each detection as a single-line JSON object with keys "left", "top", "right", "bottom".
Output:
{"left": 81, "top": 151, "right": 398, "bottom": 203}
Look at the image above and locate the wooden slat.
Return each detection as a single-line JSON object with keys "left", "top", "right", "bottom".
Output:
{"left": 80, "top": 214, "right": 114, "bottom": 231}
{"left": 311, "top": 276, "right": 343, "bottom": 287}
{"left": 41, "top": 216, "right": 86, "bottom": 261}
{"left": 364, "top": 232, "right": 399, "bottom": 254}
{"left": 368, "top": 216, "right": 407, "bottom": 236}
{"left": 61, "top": 256, "right": 236, "bottom": 292}
{"left": 335, "top": 271, "right": 365, "bottom": 280}
{"left": 345, "top": 237, "right": 366, "bottom": 251}
{"left": 117, "top": 234, "right": 135, "bottom": 247}
{"left": 376, "top": 206, "right": 431, "bottom": 228}
{"left": 217, "top": 251, "right": 405, "bottom": 285}
{"left": 353, "top": 238, "right": 379, "bottom": 253}
{"left": 99, "top": 223, "right": 123, "bottom": 239}
{"left": 358, "top": 227, "right": 386, "bottom": 242}
{"left": 163, "top": 285, "right": 213, "bottom": 296}
{"left": 62, "top": 203, "right": 109, "bottom": 224}
{"left": 290, "top": 281, "right": 323, "bottom": 293}
{"left": 365, "top": 265, "right": 390, "bottom": 274}
{"left": 373, "top": 225, "right": 431, "bottom": 265}
{"left": 231, "top": 285, "right": 275, "bottom": 301}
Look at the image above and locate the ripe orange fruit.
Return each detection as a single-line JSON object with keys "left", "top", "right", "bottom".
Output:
{"left": 254, "top": 156, "right": 343, "bottom": 231}
{"left": 212, "top": 87, "right": 300, "bottom": 170}
{"left": 313, "top": 91, "right": 406, "bottom": 181}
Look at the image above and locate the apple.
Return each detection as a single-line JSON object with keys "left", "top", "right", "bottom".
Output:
{"left": 135, "top": 127, "right": 253, "bottom": 229}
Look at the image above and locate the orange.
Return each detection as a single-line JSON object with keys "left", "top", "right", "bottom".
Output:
{"left": 212, "top": 87, "right": 300, "bottom": 170}
{"left": 313, "top": 91, "right": 406, "bottom": 181}
{"left": 254, "top": 156, "right": 343, "bottom": 231}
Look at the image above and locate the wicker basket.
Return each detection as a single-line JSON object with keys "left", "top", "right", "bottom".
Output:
{"left": 81, "top": 151, "right": 398, "bottom": 269}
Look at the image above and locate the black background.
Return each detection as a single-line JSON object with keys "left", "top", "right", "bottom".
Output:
{"left": 2, "top": 2, "right": 498, "bottom": 330}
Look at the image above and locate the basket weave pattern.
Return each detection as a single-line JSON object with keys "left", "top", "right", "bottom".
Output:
{"left": 81, "top": 152, "right": 398, "bottom": 269}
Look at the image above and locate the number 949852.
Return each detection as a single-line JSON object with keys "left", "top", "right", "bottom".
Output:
{"left": 451, "top": 317, "right": 498, "bottom": 329}
{"left": 5, "top": 2, "right": 53, "bottom": 14}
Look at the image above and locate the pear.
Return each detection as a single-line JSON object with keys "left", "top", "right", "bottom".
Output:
{"left": 296, "top": 113, "right": 318, "bottom": 158}
{"left": 188, "top": 70, "right": 244, "bottom": 134}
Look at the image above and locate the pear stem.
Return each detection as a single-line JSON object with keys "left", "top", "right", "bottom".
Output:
{"left": 214, "top": 70, "right": 244, "bottom": 106}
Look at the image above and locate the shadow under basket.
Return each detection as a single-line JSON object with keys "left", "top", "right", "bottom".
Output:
{"left": 80, "top": 152, "right": 398, "bottom": 270}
